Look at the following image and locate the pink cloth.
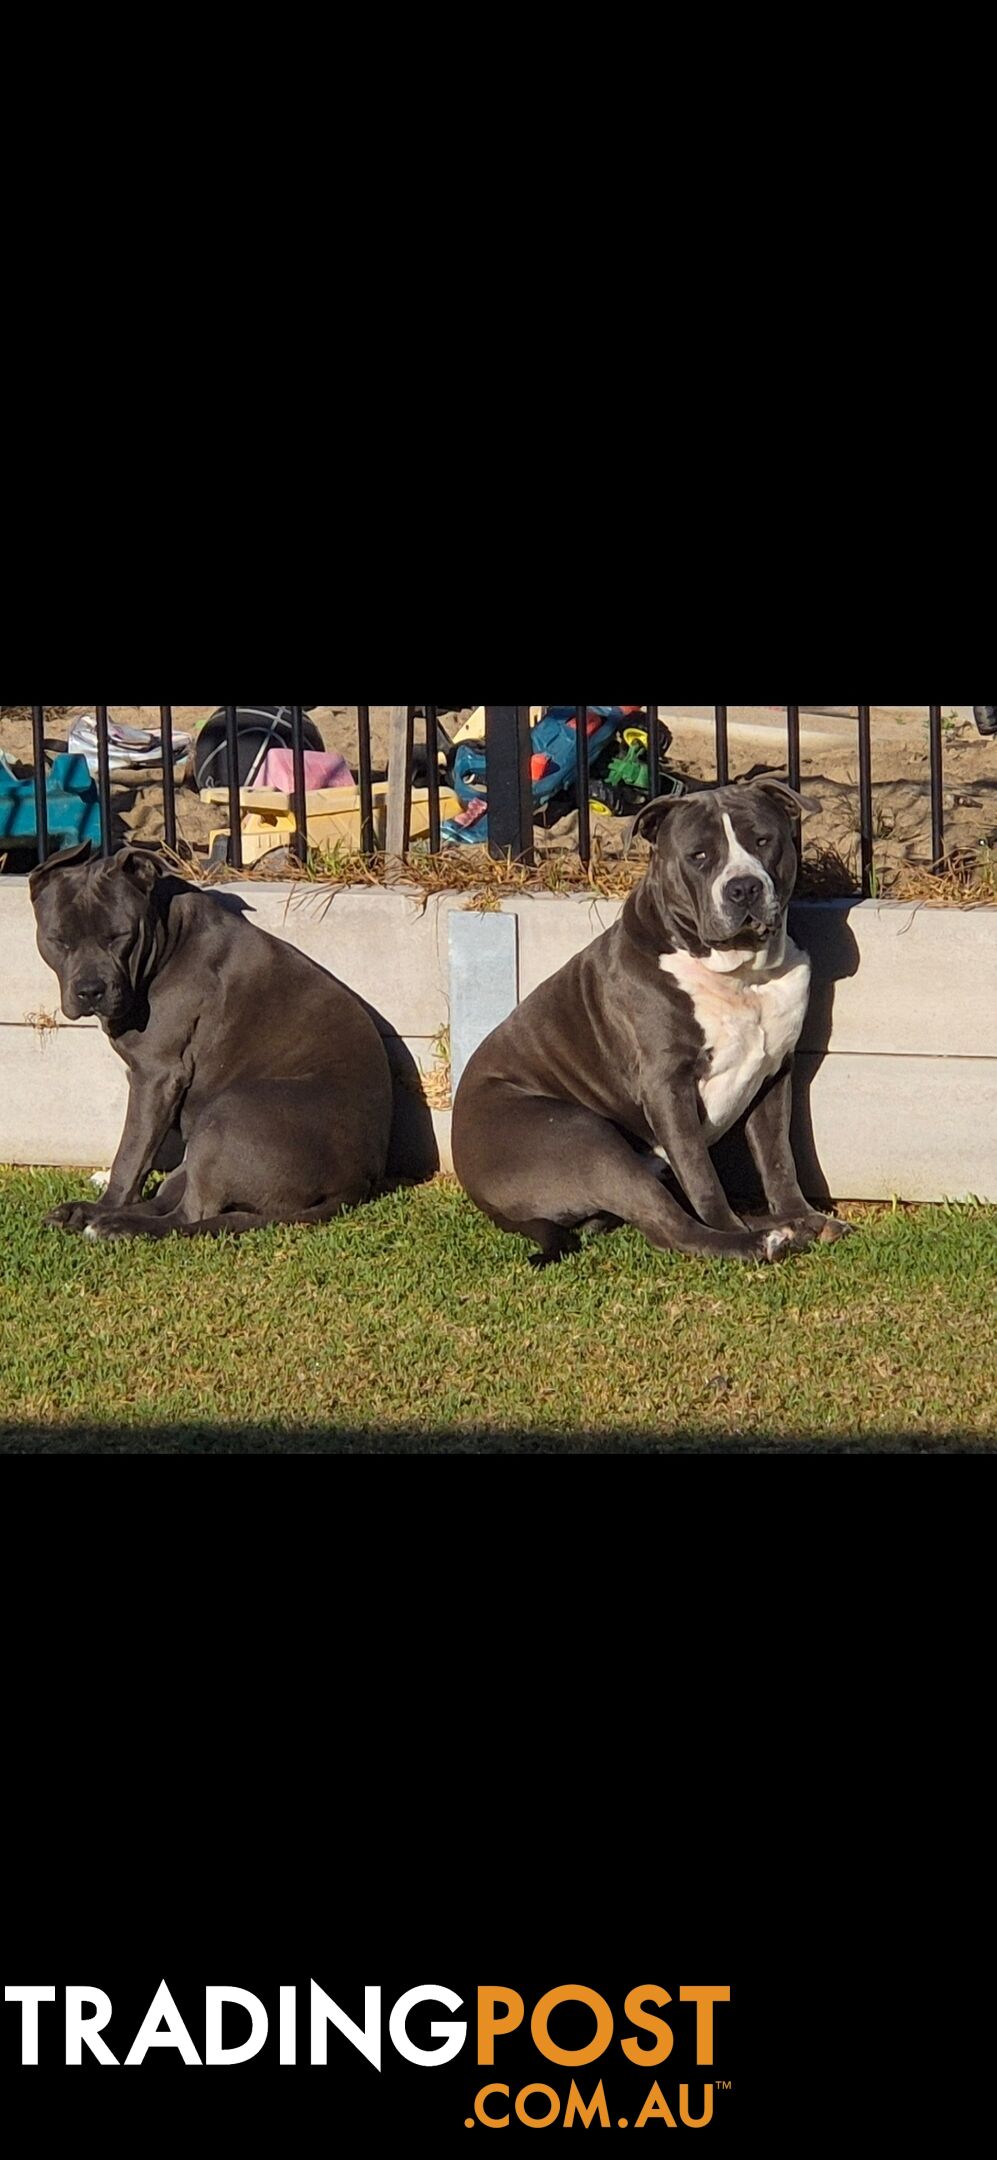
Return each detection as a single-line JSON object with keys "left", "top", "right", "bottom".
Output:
{"left": 255, "top": 748, "right": 354, "bottom": 792}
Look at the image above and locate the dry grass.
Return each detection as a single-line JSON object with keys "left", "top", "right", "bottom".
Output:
{"left": 422, "top": 1026, "right": 452, "bottom": 1110}
{"left": 156, "top": 833, "right": 997, "bottom": 908}
{"left": 877, "top": 845, "right": 997, "bottom": 907}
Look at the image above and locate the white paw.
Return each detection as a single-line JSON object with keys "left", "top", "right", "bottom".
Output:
{"left": 763, "top": 1225, "right": 796, "bottom": 1259}
{"left": 84, "top": 1224, "right": 100, "bottom": 1240}
{"left": 90, "top": 1171, "right": 110, "bottom": 1194}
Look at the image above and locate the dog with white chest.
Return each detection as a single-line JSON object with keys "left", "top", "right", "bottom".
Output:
{"left": 452, "top": 778, "right": 852, "bottom": 1265}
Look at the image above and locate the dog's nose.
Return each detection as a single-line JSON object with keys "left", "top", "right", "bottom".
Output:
{"left": 74, "top": 980, "right": 105, "bottom": 1012}
{"left": 724, "top": 876, "right": 764, "bottom": 913}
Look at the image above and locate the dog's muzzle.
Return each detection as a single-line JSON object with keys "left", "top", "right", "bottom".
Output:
{"left": 71, "top": 979, "right": 109, "bottom": 1016}
{"left": 716, "top": 868, "right": 785, "bottom": 935}
{"left": 66, "top": 973, "right": 130, "bottom": 1022}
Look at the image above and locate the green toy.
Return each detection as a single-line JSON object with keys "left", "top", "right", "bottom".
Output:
{"left": 606, "top": 728, "right": 652, "bottom": 795}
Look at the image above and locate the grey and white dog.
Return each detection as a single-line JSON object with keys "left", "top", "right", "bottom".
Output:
{"left": 453, "top": 779, "right": 851, "bottom": 1265}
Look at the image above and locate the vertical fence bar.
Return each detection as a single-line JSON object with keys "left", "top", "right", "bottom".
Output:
{"left": 30, "top": 705, "right": 49, "bottom": 862}
{"left": 160, "top": 704, "right": 177, "bottom": 853}
{"left": 786, "top": 704, "right": 801, "bottom": 792}
{"left": 647, "top": 702, "right": 661, "bottom": 799}
{"left": 715, "top": 703, "right": 730, "bottom": 784}
{"left": 95, "top": 705, "right": 112, "bottom": 858}
{"left": 928, "top": 705, "right": 945, "bottom": 870}
{"left": 290, "top": 704, "right": 309, "bottom": 866}
{"left": 225, "top": 704, "right": 243, "bottom": 871}
{"left": 575, "top": 704, "right": 591, "bottom": 864}
{"left": 425, "top": 704, "right": 441, "bottom": 853}
{"left": 485, "top": 705, "right": 534, "bottom": 863}
{"left": 857, "top": 703, "right": 874, "bottom": 896}
{"left": 356, "top": 705, "right": 375, "bottom": 856}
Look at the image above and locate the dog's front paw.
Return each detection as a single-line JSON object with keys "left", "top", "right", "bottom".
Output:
{"left": 754, "top": 1220, "right": 820, "bottom": 1262}
{"left": 773, "top": 1209, "right": 854, "bottom": 1245}
{"left": 810, "top": 1211, "right": 855, "bottom": 1244}
{"left": 755, "top": 1209, "right": 855, "bottom": 1249}
{"left": 83, "top": 1211, "right": 140, "bottom": 1240}
{"left": 45, "top": 1200, "right": 103, "bottom": 1233}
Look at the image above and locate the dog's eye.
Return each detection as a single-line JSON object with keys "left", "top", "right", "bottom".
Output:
{"left": 689, "top": 849, "right": 709, "bottom": 864}
{"left": 754, "top": 835, "right": 775, "bottom": 850}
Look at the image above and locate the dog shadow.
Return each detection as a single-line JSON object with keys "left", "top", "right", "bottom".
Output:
{"left": 712, "top": 897, "right": 862, "bottom": 1210}
{"left": 198, "top": 881, "right": 440, "bottom": 1186}
{"left": 354, "top": 996, "right": 441, "bottom": 1184}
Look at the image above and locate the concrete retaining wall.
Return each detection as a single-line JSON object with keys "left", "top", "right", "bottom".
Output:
{"left": 1, "top": 879, "right": 995, "bottom": 1200}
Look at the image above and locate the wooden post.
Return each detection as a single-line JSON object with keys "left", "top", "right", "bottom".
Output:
{"left": 384, "top": 705, "right": 414, "bottom": 868}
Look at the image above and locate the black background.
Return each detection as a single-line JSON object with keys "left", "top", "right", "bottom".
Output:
{"left": 3, "top": 1496, "right": 798, "bottom": 2152}
{"left": 3, "top": 1499, "right": 950, "bottom": 2153}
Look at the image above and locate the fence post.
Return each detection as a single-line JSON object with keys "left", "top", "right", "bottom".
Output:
{"left": 95, "top": 705, "right": 112, "bottom": 858}
{"left": 485, "top": 705, "right": 534, "bottom": 863}
{"left": 225, "top": 706, "right": 243, "bottom": 871}
{"left": 30, "top": 706, "right": 49, "bottom": 862}
{"left": 857, "top": 704, "right": 873, "bottom": 896}
{"left": 290, "top": 704, "right": 309, "bottom": 865}
{"left": 160, "top": 705, "right": 177, "bottom": 853}
{"left": 356, "top": 705, "right": 375, "bottom": 856}
{"left": 928, "top": 705, "right": 945, "bottom": 870}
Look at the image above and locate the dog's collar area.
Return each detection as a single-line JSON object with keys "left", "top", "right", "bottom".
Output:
{"left": 660, "top": 912, "right": 791, "bottom": 980}
{"left": 714, "top": 921, "right": 772, "bottom": 946}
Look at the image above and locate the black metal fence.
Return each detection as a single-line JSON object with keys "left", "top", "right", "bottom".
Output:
{"left": 22, "top": 703, "right": 963, "bottom": 896}
{"left": 480, "top": 704, "right": 958, "bottom": 895}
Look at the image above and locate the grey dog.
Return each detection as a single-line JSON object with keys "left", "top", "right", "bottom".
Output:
{"left": 30, "top": 843, "right": 393, "bottom": 1239}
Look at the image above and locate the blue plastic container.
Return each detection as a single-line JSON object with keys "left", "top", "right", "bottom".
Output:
{"left": 0, "top": 755, "right": 104, "bottom": 852}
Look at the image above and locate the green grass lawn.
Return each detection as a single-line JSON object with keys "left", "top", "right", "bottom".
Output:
{"left": 0, "top": 1170, "right": 994, "bottom": 1452}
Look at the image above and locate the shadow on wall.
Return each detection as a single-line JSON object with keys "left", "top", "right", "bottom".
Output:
{"left": 362, "top": 1004, "right": 440, "bottom": 1184}
{"left": 223, "top": 885, "right": 440, "bottom": 1186}
{"left": 713, "top": 899, "right": 862, "bottom": 1209}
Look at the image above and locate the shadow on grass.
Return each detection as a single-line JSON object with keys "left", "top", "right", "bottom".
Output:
{"left": 1, "top": 1421, "right": 993, "bottom": 1455}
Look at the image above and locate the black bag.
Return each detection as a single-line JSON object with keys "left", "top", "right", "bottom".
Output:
{"left": 193, "top": 707, "right": 325, "bottom": 793}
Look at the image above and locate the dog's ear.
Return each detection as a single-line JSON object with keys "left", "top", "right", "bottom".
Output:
{"left": 28, "top": 840, "right": 92, "bottom": 900}
{"left": 742, "top": 777, "right": 821, "bottom": 818}
{"left": 98, "top": 846, "right": 164, "bottom": 893}
{"left": 630, "top": 791, "right": 688, "bottom": 843}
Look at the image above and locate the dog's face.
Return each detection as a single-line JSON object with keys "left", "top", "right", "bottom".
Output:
{"left": 30, "top": 843, "right": 163, "bottom": 1026}
{"left": 634, "top": 781, "right": 813, "bottom": 959}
